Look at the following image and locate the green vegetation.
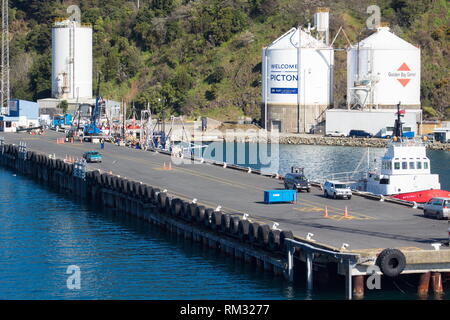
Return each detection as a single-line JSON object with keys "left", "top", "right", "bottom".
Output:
{"left": 9, "top": 0, "right": 450, "bottom": 120}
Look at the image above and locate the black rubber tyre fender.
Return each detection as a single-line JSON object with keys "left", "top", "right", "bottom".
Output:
{"left": 210, "top": 211, "right": 222, "bottom": 230}
{"left": 257, "top": 224, "right": 271, "bottom": 246}
{"left": 195, "top": 205, "right": 206, "bottom": 223}
{"left": 164, "top": 197, "right": 172, "bottom": 214}
{"left": 268, "top": 230, "right": 281, "bottom": 251}
{"left": 280, "top": 230, "right": 294, "bottom": 251}
{"left": 238, "top": 220, "right": 250, "bottom": 241}
{"left": 229, "top": 216, "right": 240, "bottom": 235}
{"left": 112, "top": 176, "right": 120, "bottom": 191}
{"left": 139, "top": 183, "right": 147, "bottom": 198}
{"left": 181, "top": 201, "right": 190, "bottom": 220}
{"left": 85, "top": 171, "right": 93, "bottom": 181}
{"left": 126, "top": 180, "right": 134, "bottom": 195}
{"left": 150, "top": 188, "right": 160, "bottom": 204}
{"left": 100, "top": 173, "right": 108, "bottom": 186}
{"left": 157, "top": 192, "right": 167, "bottom": 210}
{"left": 128, "top": 180, "right": 136, "bottom": 194}
{"left": 145, "top": 186, "right": 153, "bottom": 201}
{"left": 26, "top": 151, "right": 33, "bottom": 161}
{"left": 57, "top": 159, "right": 63, "bottom": 171}
{"left": 67, "top": 164, "right": 74, "bottom": 175}
{"left": 248, "top": 222, "right": 260, "bottom": 243}
{"left": 92, "top": 170, "right": 101, "bottom": 185}
{"left": 96, "top": 173, "right": 103, "bottom": 185}
{"left": 203, "top": 208, "right": 214, "bottom": 228}
{"left": 132, "top": 181, "right": 141, "bottom": 197}
{"left": 171, "top": 198, "right": 183, "bottom": 216}
{"left": 220, "top": 214, "right": 231, "bottom": 233}
{"left": 188, "top": 203, "right": 197, "bottom": 221}
{"left": 104, "top": 175, "right": 112, "bottom": 188}
{"left": 376, "top": 248, "right": 406, "bottom": 278}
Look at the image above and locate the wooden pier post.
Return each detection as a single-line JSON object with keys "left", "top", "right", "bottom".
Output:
{"left": 352, "top": 275, "right": 365, "bottom": 299}
{"left": 417, "top": 272, "right": 431, "bottom": 298}
{"left": 431, "top": 272, "right": 444, "bottom": 296}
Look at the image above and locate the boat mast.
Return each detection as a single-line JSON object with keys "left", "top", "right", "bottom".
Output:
{"left": 394, "top": 101, "right": 404, "bottom": 141}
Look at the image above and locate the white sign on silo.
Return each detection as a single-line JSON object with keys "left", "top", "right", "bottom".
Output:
{"left": 51, "top": 20, "right": 93, "bottom": 100}
{"left": 347, "top": 27, "right": 420, "bottom": 108}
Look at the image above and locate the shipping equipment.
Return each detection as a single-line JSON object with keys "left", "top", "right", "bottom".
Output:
{"left": 83, "top": 75, "right": 102, "bottom": 141}
{"left": 264, "top": 190, "right": 298, "bottom": 204}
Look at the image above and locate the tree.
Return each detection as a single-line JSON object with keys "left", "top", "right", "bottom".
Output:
{"left": 59, "top": 100, "right": 69, "bottom": 114}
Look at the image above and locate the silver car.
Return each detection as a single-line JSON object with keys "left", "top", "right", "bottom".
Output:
{"left": 323, "top": 180, "right": 352, "bottom": 200}
{"left": 423, "top": 197, "right": 449, "bottom": 220}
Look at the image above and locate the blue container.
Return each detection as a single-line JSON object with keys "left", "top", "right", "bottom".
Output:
{"left": 264, "top": 190, "right": 297, "bottom": 204}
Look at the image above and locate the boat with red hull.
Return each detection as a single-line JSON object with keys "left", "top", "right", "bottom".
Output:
{"left": 391, "top": 189, "right": 450, "bottom": 203}
{"left": 353, "top": 105, "right": 449, "bottom": 203}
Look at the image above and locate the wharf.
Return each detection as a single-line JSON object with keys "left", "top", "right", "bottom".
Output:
{"left": 2, "top": 131, "right": 450, "bottom": 299}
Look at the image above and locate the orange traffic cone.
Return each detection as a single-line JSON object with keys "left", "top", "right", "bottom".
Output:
{"left": 344, "top": 206, "right": 349, "bottom": 218}
{"left": 324, "top": 206, "right": 329, "bottom": 218}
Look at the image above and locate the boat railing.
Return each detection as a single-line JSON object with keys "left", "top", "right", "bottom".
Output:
{"left": 388, "top": 140, "right": 426, "bottom": 148}
{"left": 317, "top": 170, "right": 367, "bottom": 184}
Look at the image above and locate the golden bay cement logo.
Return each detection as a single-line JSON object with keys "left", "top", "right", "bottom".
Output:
{"left": 388, "top": 63, "right": 416, "bottom": 87}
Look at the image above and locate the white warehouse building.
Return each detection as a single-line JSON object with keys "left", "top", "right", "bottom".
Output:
{"left": 326, "top": 109, "right": 422, "bottom": 137}
{"left": 262, "top": 8, "right": 334, "bottom": 133}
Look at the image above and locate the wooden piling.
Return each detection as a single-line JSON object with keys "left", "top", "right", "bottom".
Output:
{"left": 417, "top": 272, "right": 431, "bottom": 298}
{"left": 352, "top": 275, "right": 365, "bottom": 299}
{"left": 431, "top": 272, "right": 444, "bottom": 296}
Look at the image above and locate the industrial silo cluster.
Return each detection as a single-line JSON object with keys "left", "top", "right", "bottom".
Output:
{"left": 262, "top": 9, "right": 422, "bottom": 136}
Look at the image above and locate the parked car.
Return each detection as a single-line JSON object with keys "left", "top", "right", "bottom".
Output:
{"left": 83, "top": 151, "right": 103, "bottom": 163}
{"left": 349, "top": 130, "right": 373, "bottom": 138}
{"left": 323, "top": 180, "right": 352, "bottom": 199}
{"left": 423, "top": 197, "right": 449, "bottom": 220}
{"left": 284, "top": 173, "right": 311, "bottom": 192}
{"left": 326, "top": 131, "right": 346, "bottom": 137}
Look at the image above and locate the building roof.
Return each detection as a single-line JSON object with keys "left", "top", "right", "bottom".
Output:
{"left": 355, "top": 27, "right": 418, "bottom": 50}
{"left": 266, "top": 27, "right": 331, "bottom": 49}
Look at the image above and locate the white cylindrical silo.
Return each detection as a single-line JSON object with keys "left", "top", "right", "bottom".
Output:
{"left": 347, "top": 26, "right": 420, "bottom": 109}
{"left": 52, "top": 19, "right": 92, "bottom": 100}
{"left": 262, "top": 27, "right": 334, "bottom": 133}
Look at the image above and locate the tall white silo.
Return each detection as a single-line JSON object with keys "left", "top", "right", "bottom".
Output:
{"left": 261, "top": 24, "right": 334, "bottom": 133}
{"left": 51, "top": 19, "right": 93, "bottom": 100}
{"left": 347, "top": 26, "right": 420, "bottom": 109}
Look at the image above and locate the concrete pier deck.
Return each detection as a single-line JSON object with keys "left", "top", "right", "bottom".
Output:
{"left": 3, "top": 131, "right": 450, "bottom": 263}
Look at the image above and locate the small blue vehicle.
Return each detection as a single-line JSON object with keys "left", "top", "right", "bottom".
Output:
{"left": 83, "top": 151, "right": 102, "bottom": 163}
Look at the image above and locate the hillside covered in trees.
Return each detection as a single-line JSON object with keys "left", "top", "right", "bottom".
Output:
{"left": 9, "top": 0, "right": 450, "bottom": 120}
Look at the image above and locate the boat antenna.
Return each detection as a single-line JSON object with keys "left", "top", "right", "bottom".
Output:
{"left": 394, "top": 101, "right": 404, "bottom": 141}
